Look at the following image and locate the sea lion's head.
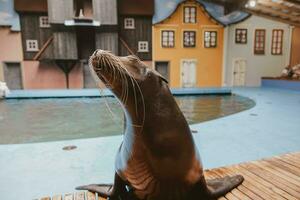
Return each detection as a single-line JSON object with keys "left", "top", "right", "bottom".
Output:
{"left": 89, "top": 49, "right": 169, "bottom": 107}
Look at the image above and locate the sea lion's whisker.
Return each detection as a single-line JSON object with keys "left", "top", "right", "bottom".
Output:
{"left": 119, "top": 61, "right": 139, "bottom": 117}
{"left": 130, "top": 76, "right": 145, "bottom": 134}
{"left": 89, "top": 57, "right": 123, "bottom": 129}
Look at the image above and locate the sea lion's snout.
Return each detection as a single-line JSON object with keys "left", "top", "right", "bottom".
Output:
{"left": 90, "top": 49, "right": 117, "bottom": 74}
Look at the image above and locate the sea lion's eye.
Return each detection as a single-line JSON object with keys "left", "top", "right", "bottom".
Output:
{"left": 140, "top": 67, "right": 150, "bottom": 75}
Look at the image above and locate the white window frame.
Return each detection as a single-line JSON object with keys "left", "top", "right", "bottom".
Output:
{"left": 204, "top": 31, "right": 217, "bottom": 48}
{"left": 39, "top": 16, "right": 50, "bottom": 28}
{"left": 124, "top": 18, "right": 135, "bottom": 29}
{"left": 138, "top": 41, "right": 149, "bottom": 52}
{"left": 183, "top": 30, "right": 196, "bottom": 47}
{"left": 184, "top": 6, "right": 196, "bottom": 23}
{"left": 26, "top": 40, "right": 39, "bottom": 52}
{"left": 161, "top": 30, "right": 175, "bottom": 48}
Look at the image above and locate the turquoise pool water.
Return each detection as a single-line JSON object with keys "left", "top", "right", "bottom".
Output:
{"left": 0, "top": 94, "right": 255, "bottom": 144}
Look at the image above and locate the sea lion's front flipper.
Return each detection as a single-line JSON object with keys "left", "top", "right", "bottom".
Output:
{"left": 76, "top": 173, "right": 129, "bottom": 199}
{"left": 76, "top": 184, "right": 114, "bottom": 197}
{"left": 207, "top": 175, "right": 244, "bottom": 198}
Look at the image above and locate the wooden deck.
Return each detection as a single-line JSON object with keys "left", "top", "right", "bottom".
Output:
{"left": 39, "top": 152, "right": 300, "bottom": 200}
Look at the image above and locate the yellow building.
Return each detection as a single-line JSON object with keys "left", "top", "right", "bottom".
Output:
{"left": 153, "top": 0, "right": 224, "bottom": 88}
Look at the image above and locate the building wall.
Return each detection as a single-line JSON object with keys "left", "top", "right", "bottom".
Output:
{"left": 21, "top": 61, "right": 83, "bottom": 89}
{"left": 153, "top": 1, "right": 224, "bottom": 88}
{"left": 19, "top": 13, "right": 53, "bottom": 60}
{"left": 0, "top": 27, "right": 23, "bottom": 81}
{"left": 225, "top": 15, "right": 292, "bottom": 87}
{"left": 119, "top": 16, "right": 152, "bottom": 60}
{"left": 290, "top": 26, "right": 300, "bottom": 66}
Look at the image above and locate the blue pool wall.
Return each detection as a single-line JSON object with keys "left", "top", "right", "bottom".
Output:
{"left": 5, "top": 87, "right": 232, "bottom": 99}
{"left": 261, "top": 79, "right": 300, "bottom": 91}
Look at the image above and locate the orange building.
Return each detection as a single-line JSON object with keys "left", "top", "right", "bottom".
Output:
{"left": 153, "top": 0, "right": 225, "bottom": 88}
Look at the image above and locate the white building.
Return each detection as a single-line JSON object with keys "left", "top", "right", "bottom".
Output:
{"left": 224, "top": 15, "right": 293, "bottom": 87}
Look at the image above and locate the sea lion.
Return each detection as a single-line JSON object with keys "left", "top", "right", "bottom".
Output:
{"left": 76, "top": 50, "right": 244, "bottom": 200}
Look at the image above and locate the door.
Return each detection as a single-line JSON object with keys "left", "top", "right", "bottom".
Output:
{"left": 3, "top": 62, "right": 23, "bottom": 89}
{"left": 233, "top": 59, "right": 246, "bottom": 86}
{"left": 155, "top": 62, "right": 169, "bottom": 81}
{"left": 181, "top": 60, "right": 197, "bottom": 88}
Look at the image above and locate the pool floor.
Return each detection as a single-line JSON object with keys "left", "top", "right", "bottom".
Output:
{"left": 0, "top": 94, "right": 254, "bottom": 144}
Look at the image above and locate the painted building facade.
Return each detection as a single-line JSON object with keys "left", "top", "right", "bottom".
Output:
{"left": 153, "top": 0, "right": 225, "bottom": 88}
{"left": 224, "top": 15, "right": 292, "bottom": 87}
{"left": 0, "top": 27, "right": 23, "bottom": 89}
{"left": 14, "top": 0, "right": 120, "bottom": 89}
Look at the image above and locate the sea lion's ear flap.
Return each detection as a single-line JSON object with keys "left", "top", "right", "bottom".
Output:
{"left": 153, "top": 70, "right": 169, "bottom": 84}
{"left": 127, "top": 55, "right": 140, "bottom": 62}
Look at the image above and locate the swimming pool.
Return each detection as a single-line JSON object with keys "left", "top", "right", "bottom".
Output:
{"left": 0, "top": 94, "right": 255, "bottom": 144}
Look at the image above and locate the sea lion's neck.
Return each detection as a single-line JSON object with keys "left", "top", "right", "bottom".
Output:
{"left": 121, "top": 92, "right": 189, "bottom": 138}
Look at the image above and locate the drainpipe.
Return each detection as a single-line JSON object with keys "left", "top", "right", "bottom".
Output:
{"left": 287, "top": 26, "right": 294, "bottom": 67}
{"left": 222, "top": 26, "right": 229, "bottom": 87}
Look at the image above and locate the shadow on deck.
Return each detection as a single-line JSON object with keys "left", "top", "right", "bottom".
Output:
{"left": 38, "top": 152, "right": 300, "bottom": 200}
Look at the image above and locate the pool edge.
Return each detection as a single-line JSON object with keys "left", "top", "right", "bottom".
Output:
{"left": 5, "top": 88, "right": 232, "bottom": 99}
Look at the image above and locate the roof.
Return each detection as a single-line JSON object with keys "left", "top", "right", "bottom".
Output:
{"left": 245, "top": 0, "right": 300, "bottom": 27}
{"left": 153, "top": 0, "right": 250, "bottom": 25}
{"left": 119, "top": 0, "right": 154, "bottom": 16}
{"left": 14, "top": 0, "right": 48, "bottom": 13}
{"left": 0, "top": 0, "right": 20, "bottom": 31}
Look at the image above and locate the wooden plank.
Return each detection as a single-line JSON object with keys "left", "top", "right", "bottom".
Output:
{"left": 239, "top": 164, "right": 299, "bottom": 200}
{"left": 221, "top": 166, "right": 282, "bottom": 200}
{"left": 275, "top": 155, "right": 300, "bottom": 169}
{"left": 64, "top": 193, "right": 73, "bottom": 200}
{"left": 205, "top": 170, "right": 244, "bottom": 200}
{"left": 53, "top": 32, "right": 78, "bottom": 60}
{"left": 119, "top": 16, "right": 152, "bottom": 60}
{"left": 52, "top": 195, "right": 62, "bottom": 200}
{"left": 33, "top": 36, "right": 54, "bottom": 60}
{"left": 266, "top": 159, "right": 300, "bottom": 177}
{"left": 95, "top": 32, "right": 118, "bottom": 55}
{"left": 224, "top": 192, "right": 240, "bottom": 200}
{"left": 285, "top": 153, "right": 300, "bottom": 164}
{"left": 258, "top": 160, "right": 300, "bottom": 183}
{"left": 250, "top": 161, "right": 300, "bottom": 190}
{"left": 75, "top": 192, "right": 85, "bottom": 200}
{"left": 212, "top": 168, "right": 260, "bottom": 200}
{"left": 244, "top": 9, "right": 300, "bottom": 26}
{"left": 40, "top": 152, "right": 300, "bottom": 200}
{"left": 40, "top": 197, "right": 51, "bottom": 200}
{"left": 93, "top": 0, "right": 117, "bottom": 24}
{"left": 47, "top": 0, "right": 73, "bottom": 23}
{"left": 86, "top": 192, "right": 96, "bottom": 200}
{"left": 232, "top": 166, "right": 289, "bottom": 200}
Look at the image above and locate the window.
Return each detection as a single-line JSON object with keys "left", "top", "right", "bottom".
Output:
{"left": 39, "top": 16, "right": 50, "bottom": 28}
{"left": 162, "top": 30, "right": 175, "bottom": 48}
{"left": 235, "top": 29, "right": 247, "bottom": 44}
{"left": 254, "top": 29, "right": 266, "bottom": 55}
{"left": 183, "top": 31, "right": 196, "bottom": 47}
{"left": 204, "top": 31, "right": 217, "bottom": 48}
{"left": 138, "top": 41, "right": 149, "bottom": 52}
{"left": 184, "top": 6, "right": 196, "bottom": 23}
{"left": 124, "top": 18, "right": 135, "bottom": 29}
{"left": 271, "top": 29, "right": 283, "bottom": 55}
{"left": 26, "top": 40, "right": 39, "bottom": 52}
{"left": 74, "top": 0, "right": 93, "bottom": 18}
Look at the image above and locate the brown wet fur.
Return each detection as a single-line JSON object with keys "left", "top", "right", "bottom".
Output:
{"left": 76, "top": 50, "right": 244, "bottom": 199}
